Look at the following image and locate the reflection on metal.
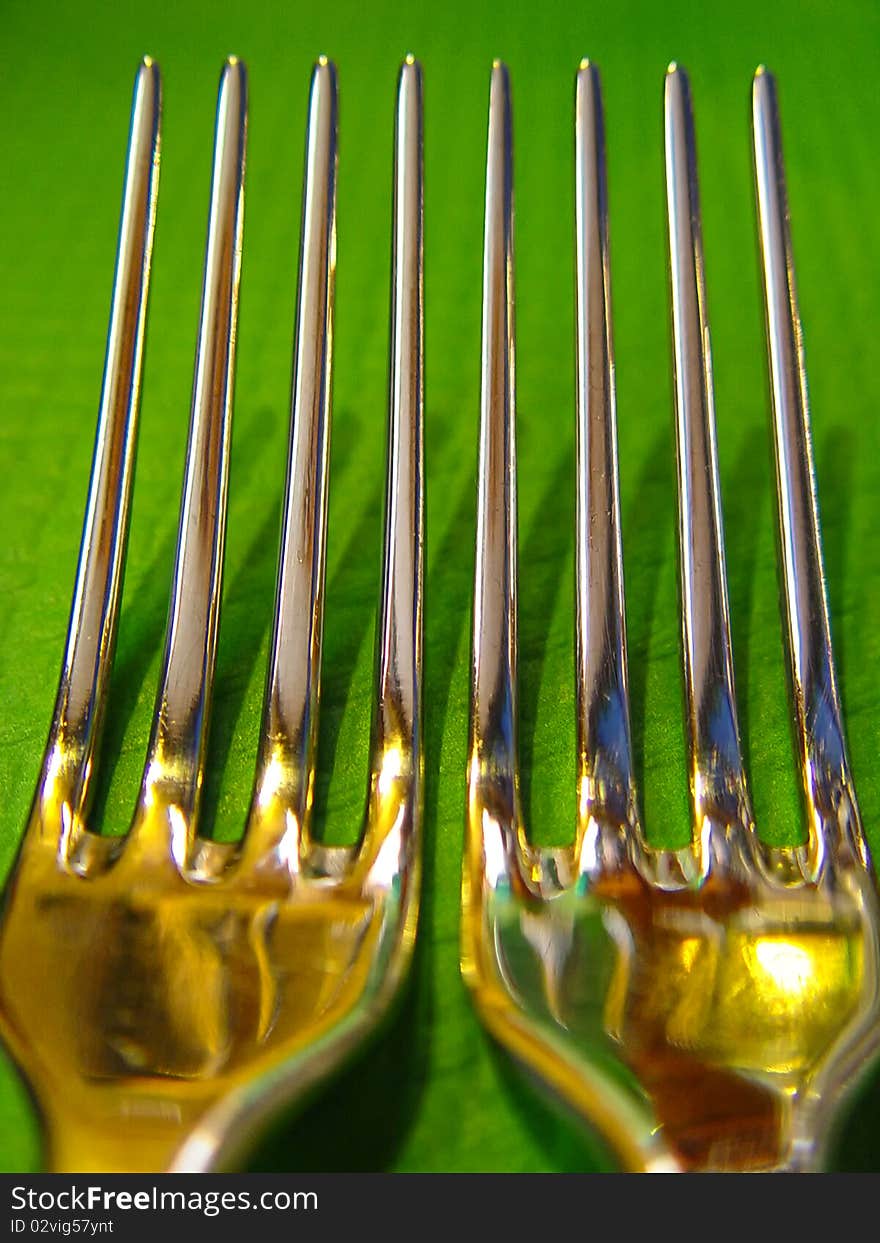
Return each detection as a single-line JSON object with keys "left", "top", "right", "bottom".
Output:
{"left": 0, "top": 56, "right": 424, "bottom": 1172}
{"left": 462, "top": 61, "right": 880, "bottom": 1172}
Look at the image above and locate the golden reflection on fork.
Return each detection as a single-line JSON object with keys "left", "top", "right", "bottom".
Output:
{"left": 0, "top": 54, "right": 424, "bottom": 1172}
{"left": 462, "top": 60, "right": 879, "bottom": 1172}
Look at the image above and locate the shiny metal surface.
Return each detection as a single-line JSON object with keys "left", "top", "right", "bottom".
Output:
{"left": 470, "top": 59, "right": 519, "bottom": 854}
{"left": 666, "top": 65, "right": 751, "bottom": 880}
{"left": 461, "top": 60, "right": 880, "bottom": 1171}
{"left": 0, "top": 55, "right": 423, "bottom": 1172}
{"left": 245, "top": 58, "right": 337, "bottom": 859}
{"left": 752, "top": 67, "right": 870, "bottom": 880}
{"left": 134, "top": 56, "right": 247, "bottom": 858}
{"left": 35, "top": 57, "right": 162, "bottom": 864}
{"left": 574, "top": 59, "right": 638, "bottom": 869}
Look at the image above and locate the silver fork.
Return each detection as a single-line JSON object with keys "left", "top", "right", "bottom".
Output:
{"left": 461, "top": 59, "right": 880, "bottom": 1172}
{"left": 0, "top": 54, "right": 424, "bottom": 1172}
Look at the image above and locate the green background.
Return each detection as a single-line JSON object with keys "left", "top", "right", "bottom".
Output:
{"left": 1, "top": 0, "right": 879, "bottom": 1172}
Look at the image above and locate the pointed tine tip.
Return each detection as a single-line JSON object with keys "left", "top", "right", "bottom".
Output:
{"left": 215, "top": 60, "right": 247, "bottom": 151}
{"left": 577, "top": 58, "right": 604, "bottom": 122}
{"left": 753, "top": 64, "right": 778, "bottom": 113}
{"left": 491, "top": 58, "right": 510, "bottom": 87}
{"left": 134, "top": 54, "right": 161, "bottom": 117}
{"left": 577, "top": 58, "right": 601, "bottom": 90}
{"left": 665, "top": 62, "right": 695, "bottom": 118}
{"left": 489, "top": 59, "right": 511, "bottom": 122}
{"left": 665, "top": 60, "right": 690, "bottom": 95}
{"left": 309, "top": 58, "right": 338, "bottom": 142}
{"left": 305, "top": 58, "right": 338, "bottom": 169}
{"left": 664, "top": 61, "right": 695, "bottom": 143}
{"left": 311, "top": 55, "right": 338, "bottom": 101}
{"left": 399, "top": 54, "right": 423, "bottom": 90}
{"left": 218, "top": 54, "right": 248, "bottom": 116}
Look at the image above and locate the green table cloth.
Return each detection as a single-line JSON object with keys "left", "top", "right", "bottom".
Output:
{"left": 1, "top": 0, "right": 878, "bottom": 1172}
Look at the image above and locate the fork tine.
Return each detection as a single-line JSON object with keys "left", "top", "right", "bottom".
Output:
{"left": 361, "top": 57, "right": 424, "bottom": 859}
{"left": 574, "top": 61, "right": 640, "bottom": 877}
{"left": 664, "top": 65, "right": 751, "bottom": 877}
{"left": 245, "top": 59, "right": 337, "bottom": 866}
{"left": 468, "top": 61, "right": 520, "bottom": 837}
{"left": 132, "top": 58, "right": 247, "bottom": 862}
{"left": 752, "top": 68, "right": 870, "bottom": 875}
{"left": 35, "top": 59, "right": 161, "bottom": 857}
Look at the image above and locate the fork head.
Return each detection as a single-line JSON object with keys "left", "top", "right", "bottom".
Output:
{"left": 461, "top": 60, "right": 880, "bottom": 1172}
{"left": 0, "top": 54, "right": 424, "bottom": 1172}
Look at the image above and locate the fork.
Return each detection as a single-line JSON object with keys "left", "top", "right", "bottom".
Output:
{"left": 461, "top": 59, "right": 880, "bottom": 1172}
{"left": 0, "top": 52, "right": 424, "bottom": 1173}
